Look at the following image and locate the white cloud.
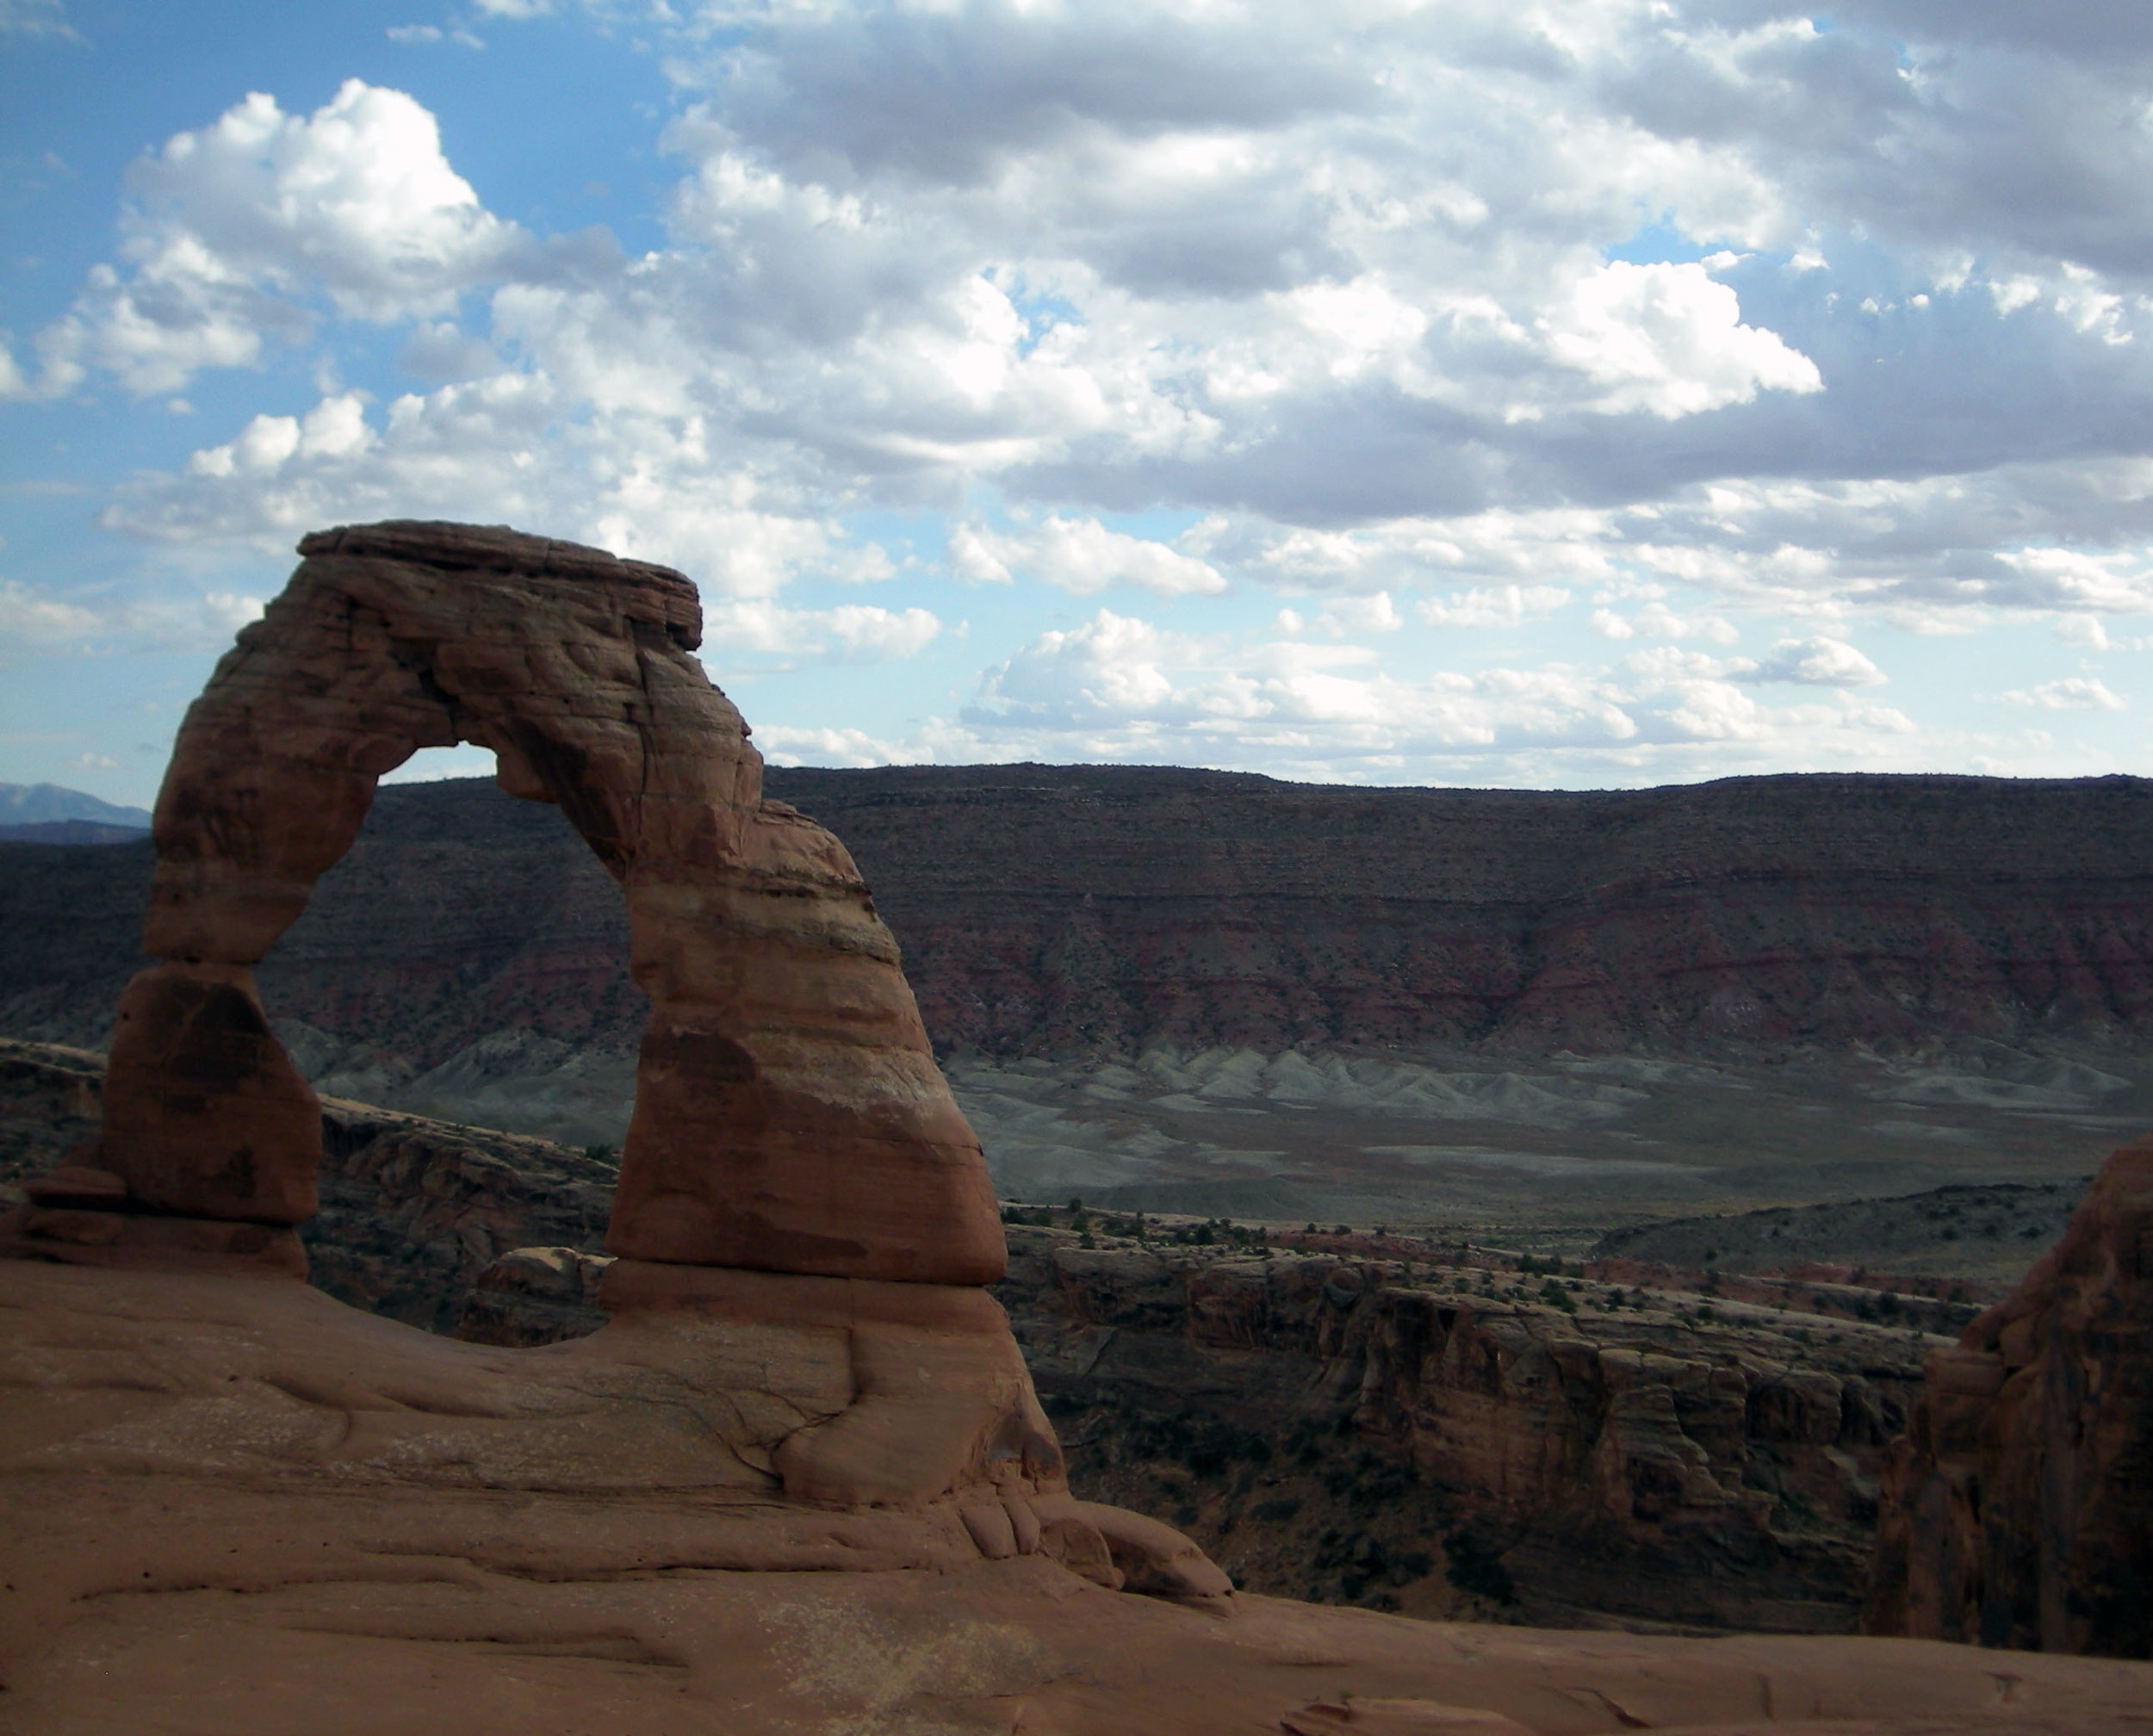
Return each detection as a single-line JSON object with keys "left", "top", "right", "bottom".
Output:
{"left": 979, "top": 610, "right": 1180, "bottom": 724}
{"left": 0, "top": 580, "right": 101, "bottom": 642}
{"left": 959, "top": 603, "right": 1922, "bottom": 781}
{"left": 1418, "top": 585, "right": 1571, "bottom": 629}
{"left": 953, "top": 517, "right": 1226, "bottom": 597}
{"left": 25, "top": 4, "right": 2153, "bottom": 790}
{"left": 1743, "top": 636, "right": 1887, "bottom": 686}
{"left": 1538, "top": 261, "right": 1823, "bottom": 420}
{"left": 1997, "top": 677, "right": 2128, "bottom": 711}
{"left": 0, "top": 0, "right": 79, "bottom": 40}
{"left": 704, "top": 599, "right": 941, "bottom": 665}
{"left": 16, "top": 82, "right": 526, "bottom": 398}
{"left": 1592, "top": 599, "right": 1740, "bottom": 643}
{"left": 0, "top": 579, "right": 270, "bottom": 655}
{"left": 1314, "top": 592, "right": 1401, "bottom": 636}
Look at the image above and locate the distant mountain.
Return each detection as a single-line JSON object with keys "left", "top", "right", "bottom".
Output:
{"left": 0, "top": 821, "right": 152, "bottom": 846}
{"left": 0, "top": 784, "right": 150, "bottom": 829}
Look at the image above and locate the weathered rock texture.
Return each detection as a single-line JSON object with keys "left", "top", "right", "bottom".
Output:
{"left": 1867, "top": 1134, "right": 2153, "bottom": 1657}
{"left": 0, "top": 1035, "right": 617, "bottom": 1334}
{"left": 1007, "top": 1231, "right": 1927, "bottom": 1633}
{"left": 6, "top": 1261, "right": 2152, "bottom": 1734}
{"left": 9, "top": 521, "right": 1000, "bottom": 1285}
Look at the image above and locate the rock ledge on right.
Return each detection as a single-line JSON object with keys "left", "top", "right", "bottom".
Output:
{"left": 1868, "top": 1132, "right": 2153, "bottom": 1657}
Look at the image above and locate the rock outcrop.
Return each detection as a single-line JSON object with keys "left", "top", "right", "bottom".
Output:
{"left": 9, "top": 520, "right": 999, "bottom": 1286}
{"left": 1, "top": 1035, "right": 619, "bottom": 1334}
{"left": 1867, "top": 1134, "right": 2153, "bottom": 1657}
{"left": 8, "top": 1258, "right": 2152, "bottom": 1732}
{"left": 1008, "top": 1231, "right": 1926, "bottom": 1632}
{"left": 0, "top": 521, "right": 1226, "bottom": 1589}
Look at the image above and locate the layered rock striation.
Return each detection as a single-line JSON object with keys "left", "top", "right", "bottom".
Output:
{"left": 0, "top": 521, "right": 1231, "bottom": 1596}
{"left": 10, "top": 766, "right": 2153, "bottom": 1076}
{"left": 1008, "top": 1231, "right": 1923, "bottom": 1631}
{"left": 1867, "top": 1133, "right": 2153, "bottom": 1657}
{"left": 12, "top": 520, "right": 999, "bottom": 1284}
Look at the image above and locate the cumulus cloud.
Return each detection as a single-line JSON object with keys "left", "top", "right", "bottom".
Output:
{"left": 704, "top": 598, "right": 941, "bottom": 664}
{"left": 1591, "top": 600, "right": 1740, "bottom": 644}
{"left": 16, "top": 3, "right": 2153, "bottom": 784}
{"left": 1539, "top": 262, "right": 1823, "bottom": 419}
{"left": 977, "top": 610, "right": 1181, "bottom": 725}
{"left": 950, "top": 601, "right": 1940, "bottom": 784}
{"left": 1312, "top": 592, "right": 1401, "bottom": 636}
{"left": 1742, "top": 636, "right": 1888, "bottom": 686}
{"left": 0, "top": 578, "right": 266, "bottom": 654}
{"left": 14, "top": 82, "right": 528, "bottom": 398}
{"left": 0, "top": 580, "right": 102, "bottom": 642}
{"left": 1418, "top": 585, "right": 1572, "bottom": 629}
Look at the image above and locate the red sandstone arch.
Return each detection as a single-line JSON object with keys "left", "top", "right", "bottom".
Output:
{"left": 91, "top": 520, "right": 1003, "bottom": 1285}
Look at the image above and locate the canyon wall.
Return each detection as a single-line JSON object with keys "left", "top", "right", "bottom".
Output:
{"left": 1868, "top": 1133, "right": 2153, "bottom": 1658}
{"left": 5, "top": 766, "right": 2152, "bottom": 1071}
{"left": 1006, "top": 1228, "right": 1922, "bottom": 1632}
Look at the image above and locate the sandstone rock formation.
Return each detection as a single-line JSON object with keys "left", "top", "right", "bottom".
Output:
{"left": 0, "top": 1034, "right": 619, "bottom": 1333}
{"left": 8, "top": 520, "right": 1000, "bottom": 1286}
{"left": 6, "top": 1259, "right": 2151, "bottom": 1733}
{"left": 0, "top": 522, "right": 1234, "bottom": 1613}
{"left": 1008, "top": 1230, "right": 1925, "bottom": 1632}
{"left": 456, "top": 1243, "right": 614, "bottom": 1346}
{"left": 1867, "top": 1133, "right": 2153, "bottom": 1657}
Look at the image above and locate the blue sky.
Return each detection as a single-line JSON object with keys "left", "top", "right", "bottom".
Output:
{"left": 5, "top": 0, "right": 2153, "bottom": 808}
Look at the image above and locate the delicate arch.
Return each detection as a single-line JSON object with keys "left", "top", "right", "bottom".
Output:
{"left": 95, "top": 521, "right": 1003, "bottom": 1285}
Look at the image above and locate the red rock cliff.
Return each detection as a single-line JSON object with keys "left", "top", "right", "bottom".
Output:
{"left": 1867, "top": 1134, "right": 2153, "bottom": 1657}
{"left": 11, "top": 765, "right": 2151, "bottom": 1070}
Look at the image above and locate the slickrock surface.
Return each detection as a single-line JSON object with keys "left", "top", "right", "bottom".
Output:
{"left": 9, "top": 520, "right": 1000, "bottom": 1284}
{"left": 0, "top": 1038, "right": 2056, "bottom": 1641}
{"left": 1868, "top": 1134, "right": 2153, "bottom": 1658}
{"left": 6, "top": 1262, "right": 2151, "bottom": 1735}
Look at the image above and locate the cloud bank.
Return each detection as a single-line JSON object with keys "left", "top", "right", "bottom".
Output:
{"left": 8, "top": 0, "right": 2153, "bottom": 785}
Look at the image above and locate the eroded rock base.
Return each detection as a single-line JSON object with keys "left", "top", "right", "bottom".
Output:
{"left": 5, "top": 1262, "right": 2150, "bottom": 1733}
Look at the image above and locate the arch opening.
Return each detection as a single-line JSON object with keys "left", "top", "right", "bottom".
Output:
{"left": 44, "top": 522, "right": 1006, "bottom": 1287}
